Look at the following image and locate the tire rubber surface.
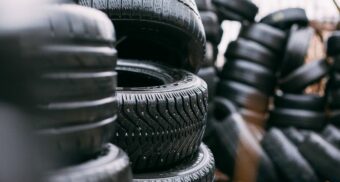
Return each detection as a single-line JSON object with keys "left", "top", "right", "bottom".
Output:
{"left": 114, "top": 60, "right": 208, "bottom": 172}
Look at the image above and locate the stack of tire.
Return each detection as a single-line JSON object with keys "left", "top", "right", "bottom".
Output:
{"left": 203, "top": 0, "right": 283, "bottom": 180}
{"left": 260, "top": 9, "right": 339, "bottom": 182}
{"left": 77, "top": 0, "right": 216, "bottom": 181}
{"left": 196, "top": 0, "right": 222, "bottom": 103}
{"left": 327, "top": 32, "right": 340, "bottom": 127}
{"left": 264, "top": 8, "right": 330, "bottom": 131}
{"left": 203, "top": 5, "right": 338, "bottom": 181}
{"left": 0, "top": 1, "right": 133, "bottom": 182}
{"left": 262, "top": 120, "right": 340, "bottom": 181}
{"left": 217, "top": 2, "right": 288, "bottom": 129}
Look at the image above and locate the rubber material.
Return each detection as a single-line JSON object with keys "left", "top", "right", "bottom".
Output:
{"left": 212, "top": 0, "right": 258, "bottom": 22}
{"left": 133, "top": 144, "right": 215, "bottom": 182}
{"left": 322, "top": 125, "right": 340, "bottom": 149}
{"left": 204, "top": 98, "right": 278, "bottom": 181}
{"left": 239, "top": 23, "right": 287, "bottom": 53}
{"left": 202, "top": 41, "right": 218, "bottom": 67}
{"left": 198, "top": 67, "right": 219, "bottom": 102}
{"left": 260, "top": 8, "right": 308, "bottom": 30}
{"left": 299, "top": 133, "right": 340, "bottom": 182}
{"left": 274, "top": 93, "right": 325, "bottom": 111}
{"left": 79, "top": 0, "right": 206, "bottom": 73}
{"left": 37, "top": 116, "right": 116, "bottom": 165}
{"left": 213, "top": 97, "right": 238, "bottom": 118}
{"left": 269, "top": 109, "right": 325, "bottom": 130}
{"left": 200, "top": 11, "right": 223, "bottom": 45}
{"left": 280, "top": 26, "right": 314, "bottom": 77}
{"left": 279, "top": 59, "right": 330, "bottom": 93}
{"left": 327, "top": 31, "right": 340, "bottom": 56}
{"left": 329, "top": 110, "right": 340, "bottom": 128}
{"left": 332, "top": 55, "right": 340, "bottom": 71}
{"left": 221, "top": 59, "right": 275, "bottom": 94}
{"left": 217, "top": 81, "right": 269, "bottom": 112}
{"left": 48, "top": 144, "right": 133, "bottom": 182}
{"left": 35, "top": 71, "right": 117, "bottom": 103}
{"left": 213, "top": 6, "right": 246, "bottom": 22}
{"left": 262, "top": 128, "right": 319, "bottom": 182}
{"left": 283, "top": 127, "right": 307, "bottom": 145}
{"left": 329, "top": 90, "right": 340, "bottom": 109}
{"left": 225, "top": 38, "right": 277, "bottom": 70}
{"left": 327, "top": 72, "right": 340, "bottom": 90}
{"left": 35, "top": 97, "right": 117, "bottom": 128}
{"left": 0, "top": 4, "right": 117, "bottom": 105}
{"left": 195, "top": 0, "right": 214, "bottom": 11}
{"left": 114, "top": 60, "right": 208, "bottom": 172}
{"left": 2, "top": 4, "right": 117, "bottom": 70}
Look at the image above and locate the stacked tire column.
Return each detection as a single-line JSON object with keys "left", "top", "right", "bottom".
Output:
{"left": 78, "top": 0, "right": 216, "bottom": 181}
{"left": 260, "top": 9, "right": 335, "bottom": 182}
{"left": 197, "top": 1, "right": 222, "bottom": 103}
{"left": 327, "top": 32, "right": 340, "bottom": 127}
{"left": 202, "top": 0, "right": 282, "bottom": 180}
{"left": 218, "top": 23, "right": 287, "bottom": 128}
{"left": 263, "top": 9, "right": 329, "bottom": 131}
{"left": 0, "top": 2, "right": 133, "bottom": 182}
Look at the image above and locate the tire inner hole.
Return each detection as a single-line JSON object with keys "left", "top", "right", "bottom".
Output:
{"left": 117, "top": 70, "right": 165, "bottom": 87}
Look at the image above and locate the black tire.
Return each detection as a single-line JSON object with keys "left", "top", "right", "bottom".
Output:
{"left": 299, "top": 133, "right": 340, "bottom": 182}
{"left": 327, "top": 31, "right": 340, "bottom": 56}
{"left": 220, "top": 59, "right": 276, "bottom": 95}
{"left": 332, "top": 55, "right": 340, "bottom": 71}
{"left": 198, "top": 67, "right": 219, "bottom": 102}
{"left": 327, "top": 72, "right": 340, "bottom": 90}
{"left": 37, "top": 116, "right": 116, "bottom": 165}
{"left": 0, "top": 2, "right": 119, "bottom": 128}
{"left": 261, "top": 128, "right": 319, "bottom": 182}
{"left": 279, "top": 26, "right": 314, "bottom": 77}
{"left": 195, "top": 0, "right": 214, "bottom": 11}
{"left": 114, "top": 60, "right": 208, "bottom": 172}
{"left": 239, "top": 23, "right": 287, "bottom": 53}
{"left": 0, "top": 3, "right": 119, "bottom": 165}
{"left": 212, "top": 0, "right": 258, "bottom": 22}
{"left": 204, "top": 98, "right": 279, "bottom": 181}
{"left": 329, "top": 110, "right": 340, "bottom": 127}
{"left": 279, "top": 59, "right": 330, "bottom": 93}
{"left": 322, "top": 125, "right": 340, "bottom": 149}
{"left": 274, "top": 93, "right": 325, "bottom": 111}
{"left": 328, "top": 89, "right": 340, "bottom": 110}
{"left": 133, "top": 144, "right": 215, "bottom": 182}
{"left": 0, "top": 4, "right": 117, "bottom": 105}
{"left": 202, "top": 41, "right": 218, "bottom": 67}
{"left": 200, "top": 11, "right": 223, "bottom": 45}
{"left": 282, "top": 127, "right": 307, "bottom": 145}
{"left": 34, "top": 71, "right": 117, "bottom": 103}
{"left": 269, "top": 109, "right": 325, "bottom": 130}
{"left": 260, "top": 8, "right": 308, "bottom": 30}
{"left": 1, "top": 4, "right": 117, "bottom": 70}
{"left": 217, "top": 81, "right": 269, "bottom": 112}
{"left": 329, "top": 89, "right": 340, "bottom": 109}
{"left": 47, "top": 144, "right": 133, "bottom": 182}
{"left": 225, "top": 38, "right": 277, "bottom": 70}
{"left": 35, "top": 97, "right": 117, "bottom": 129}
{"left": 79, "top": 0, "right": 206, "bottom": 73}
